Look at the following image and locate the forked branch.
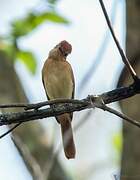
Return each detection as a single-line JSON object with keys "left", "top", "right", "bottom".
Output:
{"left": 0, "top": 81, "right": 140, "bottom": 128}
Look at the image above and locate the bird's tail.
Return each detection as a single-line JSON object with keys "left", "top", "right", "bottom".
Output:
{"left": 58, "top": 113, "right": 75, "bottom": 159}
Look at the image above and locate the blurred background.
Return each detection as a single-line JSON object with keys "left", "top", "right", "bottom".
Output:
{"left": 0, "top": 0, "right": 140, "bottom": 180}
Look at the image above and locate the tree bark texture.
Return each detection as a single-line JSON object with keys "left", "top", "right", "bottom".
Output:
{"left": 118, "top": 0, "right": 140, "bottom": 178}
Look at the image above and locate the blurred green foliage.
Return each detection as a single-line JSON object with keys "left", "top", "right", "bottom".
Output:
{"left": 0, "top": 0, "right": 69, "bottom": 75}
{"left": 12, "top": 11, "right": 69, "bottom": 38}
{"left": 112, "top": 132, "right": 122, "bottom": 164}
{"left": 48, "top": 0, "right": 59, "bottom": 5}
{"left": 112, "top": 133, "right": 122, "bottom": 153}
{"left": 16, "top": 50, "right": 37, "bottom": 74}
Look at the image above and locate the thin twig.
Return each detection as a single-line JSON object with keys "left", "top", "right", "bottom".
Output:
{"left": 0, "top": 104, "right": 27, "bottom": 108}
{"left": 99, "top": 104, "right": 140, "bottom": 128}
{"left": 99, "top": 0, "right": 138, "bottom": 81}
{"left": 0, "top": 122, "right": 21, "bottom": 139}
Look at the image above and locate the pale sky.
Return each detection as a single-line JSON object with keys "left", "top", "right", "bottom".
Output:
{"left": 0, "top": 0, "right": 125, "bottom": 179}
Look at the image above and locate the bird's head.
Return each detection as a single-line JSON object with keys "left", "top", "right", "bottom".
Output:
{"left": 57, "top": 40, "right": 72, "bottom": 58}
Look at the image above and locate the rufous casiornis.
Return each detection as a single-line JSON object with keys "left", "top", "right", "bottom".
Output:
{"left": 42, "top": 40, "right": 76, "bottom": 159}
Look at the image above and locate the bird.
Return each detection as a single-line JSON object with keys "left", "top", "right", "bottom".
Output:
{"left": 42, "top": 40, "right": 76, "bottom": 159}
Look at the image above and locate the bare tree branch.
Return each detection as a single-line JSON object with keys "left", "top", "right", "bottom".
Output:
{"left": 0, "top": 99, "right": 84, "bottom": 110}
{"left": 1, "top": 80, "right": 140, "bottom": 111}
{"left": 98, "top": 105, "right": 140, "bottom": 128}
{"left": 99, "top": 0, "right": 138, "bottom": 81}
{"left": 0, "top": 80, "right": 140, "bottom": 128}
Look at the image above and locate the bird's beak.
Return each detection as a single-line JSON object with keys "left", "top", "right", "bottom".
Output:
{"left": 59, "top": 47, "right": 68, "bottom": 58}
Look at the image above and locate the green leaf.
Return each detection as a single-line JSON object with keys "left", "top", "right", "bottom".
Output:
{"left": 40, "top": 12, "right": 69, "bottom": 24}
{"left": 12, "top": 11, "right": 69, "bottom": 37}
{"left": 12, "top": 13, "right": 36, "bottom": 37}
{"left": 16, "top": 50, "right": 37, "bottom": 74}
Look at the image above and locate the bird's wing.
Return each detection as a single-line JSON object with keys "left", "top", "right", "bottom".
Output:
{"left": 71, "top": 66, "right": 75, "bottom": 100}
{"left": 42, "top": 63, "right": 50, "bottom": 101}
{"left": 64, "top": 60, "right": 75, "bottom": 99}
{"left": 65, "top": 61, "right": 75, "bottom": 120}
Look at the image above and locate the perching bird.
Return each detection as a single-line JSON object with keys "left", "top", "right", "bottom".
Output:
{"left": 42, "top": 40, "right": 75, "bottom": 159}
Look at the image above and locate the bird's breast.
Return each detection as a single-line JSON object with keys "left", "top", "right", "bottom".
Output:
{"left": 43, "top": 60, "right": 73, "bottom": 100}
